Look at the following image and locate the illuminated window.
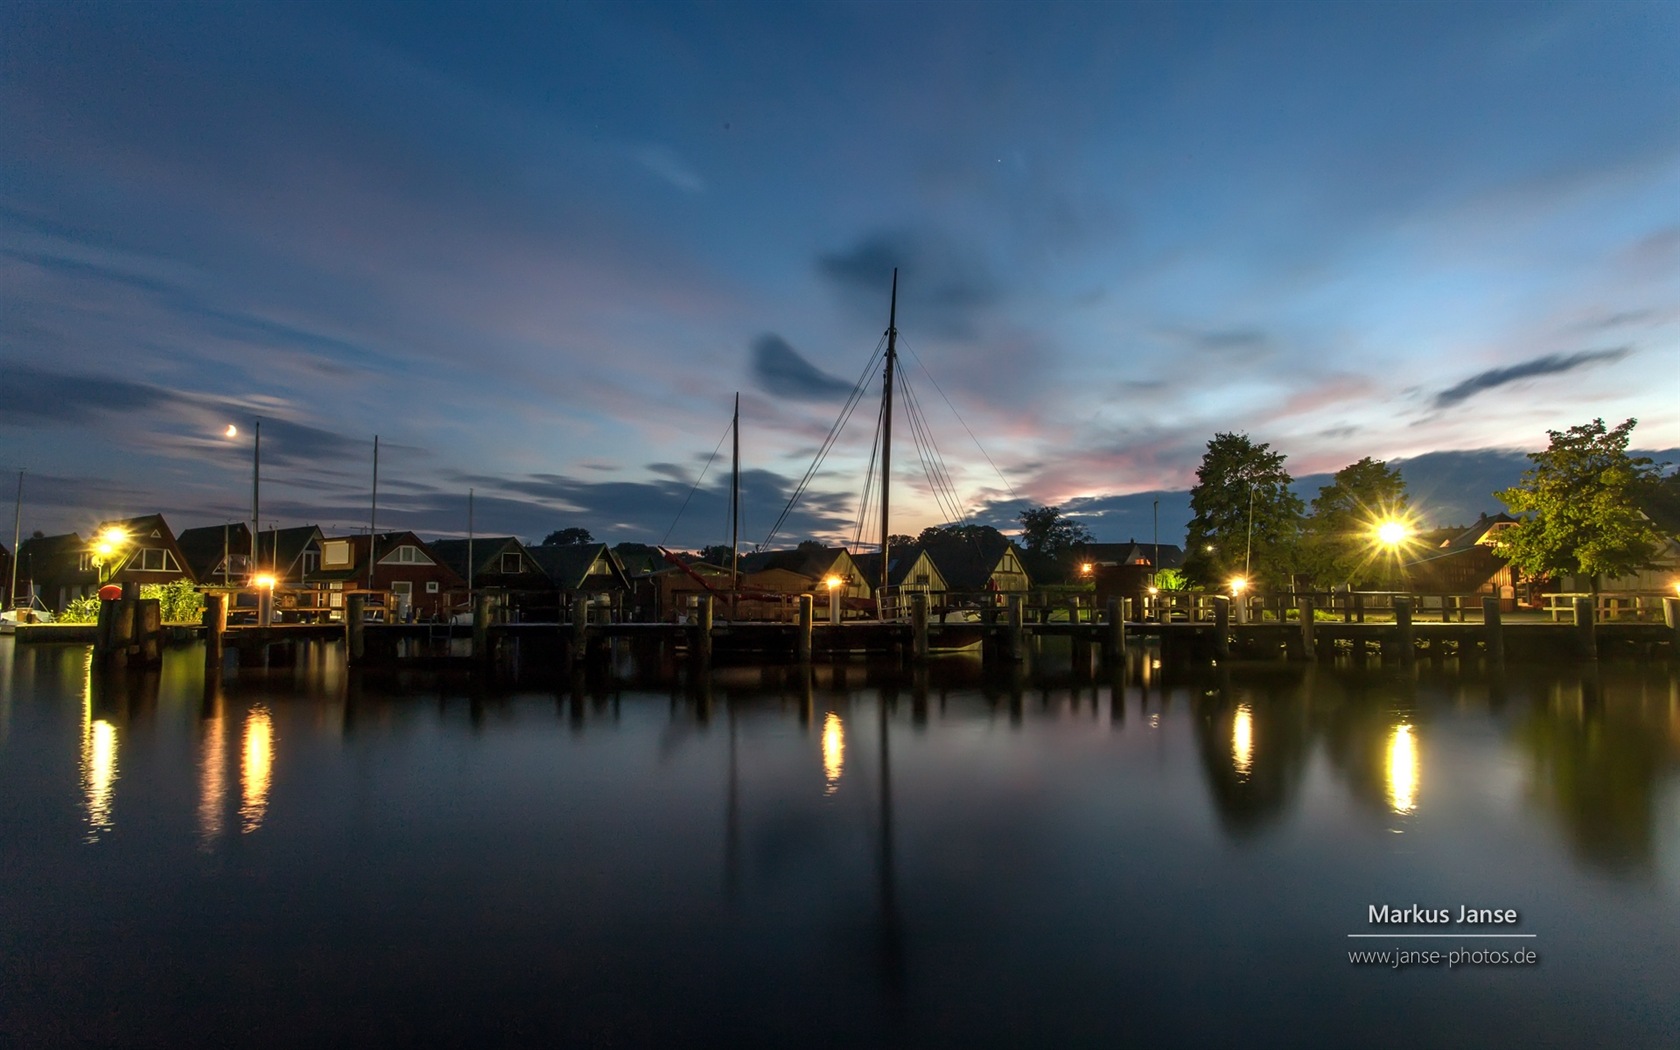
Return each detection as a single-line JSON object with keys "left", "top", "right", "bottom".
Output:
{"left": 426, "top": 581, "right": 439, "bottom": 593}
{"left": 391, "top": 581, "right": 412, "bottom": 597}
{"left": 500, "top": 553, "right": 522, "bottom": 574}
{"left": 380, "top": 545, "right": 433, "bottom": 565}
{"left": 301, "top": 550, "right": 318, "bottom": 574}
{"left": 323, "top": 541, "right": 351, "bottom": 567}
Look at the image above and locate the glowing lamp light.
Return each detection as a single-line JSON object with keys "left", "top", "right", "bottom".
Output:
{"left": 1230, "top": 576, "right": 1248, "bottom": 595}
{"left": 1147, "top": 586, "right": 1159, "bottom": 596}
{"left": 1376, "top": 520, "right": 1412, "bottom": 548}
{"left": 1079, "top": 562, "right": 1094, "bottom": 576}
{"left": 253, "top": 573, "right": 277, "bottom": 589}
{"left": 98, "top": 526, "right": 128, "bottom": 546}
{"left": 824, "top": 575, "right": 842, "bottom": 590}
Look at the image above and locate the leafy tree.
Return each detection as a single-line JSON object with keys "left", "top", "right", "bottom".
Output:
{"left": 796, "top": 539, "right": 828, "bottom": 554}
{"left": 1495, "top": 418, "right": 1665, "bottom": 593}
{"left": 143, "top": 579, "right": 204, "bottom": 623}
{"left": 697, "top": 544, "right": 737, "bottom": 566}
{"left": 1300, "top": 457, "right": 1411, "bottom": 587}
{"left": 886, "top": 534, "right": 917, "bottom": 548}
{"left": 541, "top": 527, "right": 594, "bottom": 546}
{"left": 60, "top": 595, "right": 101, "bottom": 624}
{"left": 1182, "top": 433, "right": 1304, "bottom": 590}
{"left": 1153, "top": 568, "right": 1190, "bottom": 592}
{"left": 1016, "top": 504, "right": 1094, "bottom": 583}
{"left": 917, "top": 523, "right": 1005, "bottom": 546}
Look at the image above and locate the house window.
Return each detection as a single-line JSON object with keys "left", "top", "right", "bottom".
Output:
{"left": 914, "top": 572, "right": 929, "bottom": 586}
{"left": 302, "top": 550, "right": 319, "bottom": 574}
{"left": 426, "top": 581, "right": 439, "bottom": 593}
{"left": 380, "top": 545, "right": 432, "bottom": 565}
{"left": 323, "top": 540, "right": 351, "bottom": 567}
{"left": 134, "top": 548, "right": 179, "bottom": 572}
{"left": 500, "top": 552, "right": 522, "bottom": 574}
{"left": 391, "top": 581, "right": 413, "bottom": 596}
{"left": 79, "top": 553, "right": 94, "bottom": 572}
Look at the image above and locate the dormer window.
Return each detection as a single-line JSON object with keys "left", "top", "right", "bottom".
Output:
{"left": 500, "top": 552, "right": 522, "bottom": 574}
{"left": 379, "top": 544, "right": 433, "bottom": 565}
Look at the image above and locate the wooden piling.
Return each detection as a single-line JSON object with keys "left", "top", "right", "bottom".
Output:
{"left": 911, "top": 591, "right": 929, "bottom": 662}
{"left": 473, "top": 592, "right": 495, "bottom": 662}
{"left": 204, "top": 592, "right": 227, "bottom": 669}
{"left": 1006, "top": 593, "right": 1024, "bottom": 661}
{"left": 1105, "top": 596, "right": 1127, "bottom": 662}
{"left": 697, "top": 594, "right": 714, "bottom": 662}
{"left": 1663, "top": 596, "right": 1680, "bottom": 657}
{"left": 1482, "top": 596, "right": 1505, "bottom": 666}
{"left": 137, "top": 599, "right": 161, "bottom": 666}
{"left": 1573, "top": 596, "right": 1598, "bottom": 661}
{"left": 1213, "top": 596, "right": 1230, "bottom": 659}
{"left": 346, "top": 594, "right": 366, "bottom": 664}
{"left": 1298, "top": 598, "right": 1316, "bottom": 661}
{"left": 1394, "top": 596, "right": 1414, "bottom": 661}
{"left": 797, "top": 593, "right": 814, "bottom": 663}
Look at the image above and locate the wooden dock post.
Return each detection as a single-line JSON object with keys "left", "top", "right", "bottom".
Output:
{"left": 137, "top": 598, "right": 162, "bottom": 666}
{"left": 1482, "top": 596, "right": 1505, "bottom": 666}
{"left": 911, "top": 591, "right": 929, "bottom": 662}
{"left": 1394, "top": 596, "right": 1414, "bottom": 661}
{"left": 1105, "top": 596, "right": 1127, "bottom": 662}
{"left": 1298, "top": 597, "right": 1316, "bottom": 661}
{"left": 1573, "top": 596, "right": 1598, "bottom": 660}
{"left": 472, "top": 592, "right": 495, "bottom": 662}
{"left": 1006, "top": 593, "right": 1025, "bottom": 661}
{"left": 346, "top": 594, "right": 366, "bottom": 664}
{"left": 1213, "top": 596, "right": 1230, "bottom": 660}
{"left": 204, "top": 592, "right": 227, "bottom": 670}
{"left": 697, "top": 594, "right": 714, "bottom": 662}
{"left": 797, "top": 594, "right": 814, "bottom": 663}
{"left": 1665, "top": 597, "right": 1680, "bottom": 657}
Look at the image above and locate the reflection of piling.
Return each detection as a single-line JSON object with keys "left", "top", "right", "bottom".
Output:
{"left": 1298, "top": 598, "right": 1317, "bottom": 660}
{"left": 1573, "top": 596, "right": 1598, "bottom": 661}
{"left": 797, "top": 594, "right": 813, "bottom": 663}
{"left": 1482, "top": 596, "right": 1505, "bottom": 666}
{"left": 346, "top": 594, "right": 366, "bottom": 664}
{"left": 1665, "top": 597, "right": 1680, "bottom": 657}
{"left": 1006, "top": 594, "right": 1024, "bottom": 661}
{"left": 1212, "top": 596, "right": 1230, "bottom": 660}
{"left": 911, "top": 592, "right": 929, "bottom": 662}
{"left": 570, "top": 593, "right": 588, "bottom": 662}
{"left": 137, "top": 599, "right": 161, "bottom": 665}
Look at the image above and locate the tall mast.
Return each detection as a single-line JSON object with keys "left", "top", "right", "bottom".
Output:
{"left": 8, "top": 469, "right": 22, "bottom": 611}
{"left": 730, "top": 393, "right": 740, "bottom": 615}
{"left": 367, "top": 434, "right": 379, "bottom": 591}
{"left": 251, "top": 418, "right": 260, "bottom": 582}
{"left": 879, "top": 269, "right": 898, "bottom": 606}
{"left": 467, "top": 487, "right": 475, "bottom": 610}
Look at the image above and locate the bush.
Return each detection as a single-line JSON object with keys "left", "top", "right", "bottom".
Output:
{"left": 60, "top": 595, "right": 101, "bottom": 624}
{"left": 142, "top": 579, "right": 204, "bottom": 623}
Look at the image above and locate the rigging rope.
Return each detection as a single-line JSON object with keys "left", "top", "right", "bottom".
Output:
{"left": 761, "top": 334, "right": 888, "bottom": 550}
{"left": 900, "top": 338, "right": 1019, "bottom": 502}
{"left": 662, "top": 414, "right": 735, "bottom": 547}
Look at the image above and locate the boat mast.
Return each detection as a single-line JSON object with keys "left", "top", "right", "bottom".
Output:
{"left": 8, "top": 469, "right": 21, "bottom": 611}
{"left": 731, "top": 392, "right": 740, "bottom": 618}
{"left": 879, "top": 269, "right": 898, "bottom": 607}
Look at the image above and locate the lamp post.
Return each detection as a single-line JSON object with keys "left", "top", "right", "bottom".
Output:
{"left": 825, "top": 574, "right": 842, "bottom": 625}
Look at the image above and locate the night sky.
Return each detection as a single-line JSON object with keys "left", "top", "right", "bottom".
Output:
{"left": 4, "top": 1, "right": 1678, "bottom": 548}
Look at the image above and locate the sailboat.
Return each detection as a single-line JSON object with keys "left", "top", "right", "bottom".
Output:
{"left": 2, "top": 469, "right": 53, "bottom": 631}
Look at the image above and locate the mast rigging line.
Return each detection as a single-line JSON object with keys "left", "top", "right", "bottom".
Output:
{"left": 898, "top": 337, "right": 1019, "bottom": 503}
{"left": 662, "top": 413, "right": 736, "bottom": 547}
{"left": 897, "top": 366, "right": 969, "bottom": 527}
{"left": 761, "top": 333, "right": 889, "bottom": 550}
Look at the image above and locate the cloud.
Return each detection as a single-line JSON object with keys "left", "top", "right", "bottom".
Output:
{"left": 817, "top": 229, "right": 1000, "bottom": 338}
{"left": 631, "top": 144, "right": 705, "bottom": 194}
{"left": 750, "top": 334, "right": 853, "bottom": 401}
{"left": 1429, "top": 348, "right": 1631, "bottom": 410}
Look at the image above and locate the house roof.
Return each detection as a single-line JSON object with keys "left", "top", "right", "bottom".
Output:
{"left": 920, "top": 533, "right": 1031, "bottom": 591}
{"left": 851, "top": 546, "right": 943, "bottom": 589}
{"left": 427, "top": 537, "right": 540, "bottom": 581}
{"left": 738, "top": 547, "right": 849, "bottom": 580}
{"left": 305, "top": 531, "right": 463, "bottom": 586}
{"left": 1077, "top": 541, "right": 1186, "bottom": 570}
{"left": 256, "top": 525, "right": 322, "bottom": 578}
{"left": 175, "top": 523, "right": 254, "bottom": 581}
{"left": 526, "top": 543, "right": 628, "bottom": 590}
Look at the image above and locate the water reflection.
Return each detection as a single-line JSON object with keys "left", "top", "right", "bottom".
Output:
{"left": 199, "top": 695, "right": 227, "bottom": 849}
{"left": 822, "top": 711, "right": 844, "bottom": 796}
{"left": 1387, "top": 723, "right": 1419, "bottom": 815}
{"left": 79, "top": 652, "right": 118, "bottom": 843}
{"left": 1232, "top": 703, "right": 1254, "bottom": 778}
{"left": 240, "top": 706, "right": 273, "bottom": 834}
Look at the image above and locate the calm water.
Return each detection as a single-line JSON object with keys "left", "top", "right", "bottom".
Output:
{"left": 2, "top": 638, "right": 1678, "bottom": 1049}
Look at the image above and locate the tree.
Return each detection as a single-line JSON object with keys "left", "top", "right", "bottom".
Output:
{"left": 885, "top": 534, "right": 917, "bottom": 548}
{"left": 1300, "top": 457, "right": 1411, "bottom": 587}
{"left": 1182, "top": 433, "right": 1304, "bottom": 590}
{"left": 1016, "top": 504, "right": 1093, "bottom": 583}
{"left": 541, "top": 528, "right": 594, "bottom": 546}
{"left": 917, "top": 523, "right": 1004, "bottom": 546}
{"left": 697, "top": 544, "right": 736, "bottom": 566}
{"left": 1495, "top": 418, "right": 1665, "bottom": 593}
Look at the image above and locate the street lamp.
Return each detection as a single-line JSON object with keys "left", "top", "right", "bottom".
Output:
{"left": 92, "top": 526, "right": 129, "bottom": 585}
{"left": 825, "top": 574, "right": 843, "bottom": 625}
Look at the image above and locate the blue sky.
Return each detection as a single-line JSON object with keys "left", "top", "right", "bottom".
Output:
{"left": 3, "top": 1, "right": 1678, "bottom": 548}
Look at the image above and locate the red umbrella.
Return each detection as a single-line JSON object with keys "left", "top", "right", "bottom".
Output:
{"left": 99, "top": 584, "right": 123, "bottom": 601}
